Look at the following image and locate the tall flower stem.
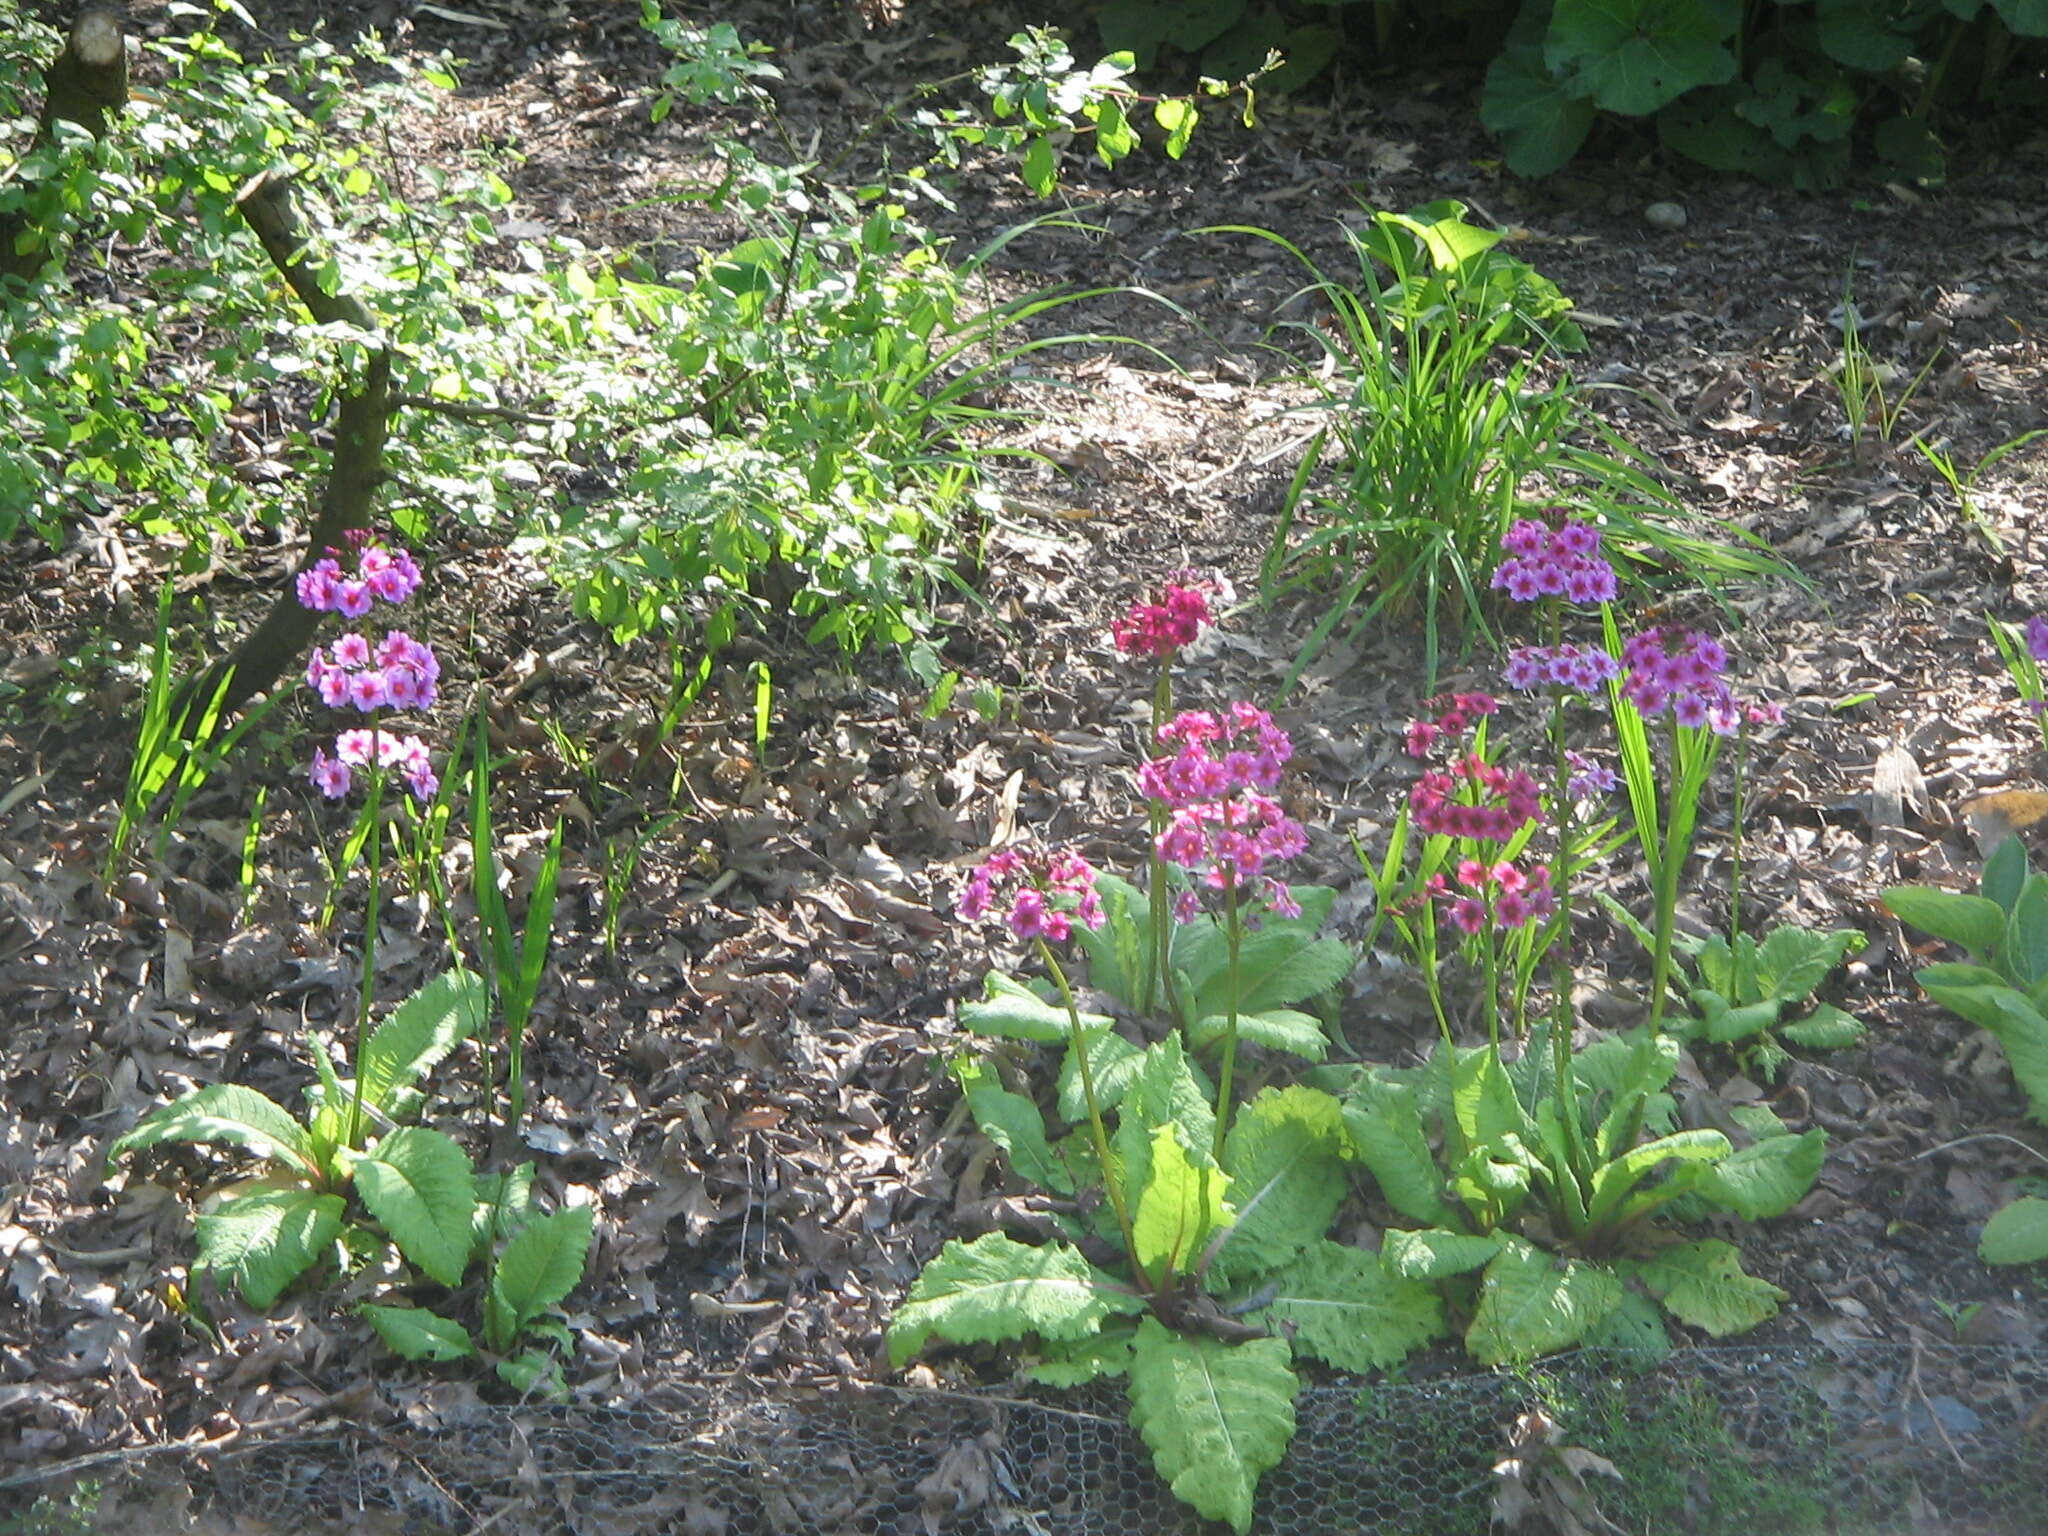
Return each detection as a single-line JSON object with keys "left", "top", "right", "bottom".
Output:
{"left": 1040, "top": 939, "right": 1137, "bottom": 1266}
{"left": 1146, "top": 665, "right": 1180, "bottom": 1022}
{"left": 1728, "top": 717, "right": 1749, "bottom": 943}
{"left": 1209, "top": 880, "right": 1246, "bottom": 1170}
{"left": 346, "top": 759, "right": 385, "bottom": 1151}
{"left": 1644, "top": 716, "right": 1686, "bottom": 1036}
{"left": 1543, "top": 603, "right": 1586, "bottom": 1179}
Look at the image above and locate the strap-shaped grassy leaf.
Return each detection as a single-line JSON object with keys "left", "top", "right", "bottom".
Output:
{"left": 1980, "top": 1197, "right": 2048, "bottom": 1266}
{"left": 360, "top": 969, "right": 484, "bottom": 1116}
{"left": 1254, "top": 1241, "right": 1444, "bottom": 1372}
{"left": 1545, "top": 0, "right": 1739, "bottom": 117}
{"left": 1639, "top": 1238, "right": 1785, "bottom": 1336}
{"left": 362, "top": 1303, "right": 476, "bottom": 1362}
{"left": 486, "top": 1203, "right": 593, "bottom": 1352}
{"left": 888, "top": 1233, "right": 1140, "bottom": 1368}
{"left": 107, "top": 1084, "right": 319, "bottom": 1179}
{"left": 1467, "top": 1238, "right": 1621, "bottom": 1366}
{"left": 352, "top": 1127, "right": 477, "bottom": 1287}
{"left": 1133, "top": 1123, "right": 1233, "bottom": 1285}
{"left": 1210, "top": 1086, "right": 1347, "bottom": 1287}
{"left": 1128, "top": 1318, "right": 1296, "bottom": 1535}
{"left": 1694, "top": 1126, "right": 1824, "bottom": 1219}
{"left": 196, "top": 1185, "right": 344, "bottom": 1308}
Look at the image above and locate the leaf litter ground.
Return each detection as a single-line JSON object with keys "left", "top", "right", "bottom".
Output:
{"left": 2, "top": 0, "right": 2047, "bottom": 1523}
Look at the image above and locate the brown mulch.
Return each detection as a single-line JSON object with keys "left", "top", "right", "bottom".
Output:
{"left": 3, "top": 0, "right": 2047, "bottom": 1517}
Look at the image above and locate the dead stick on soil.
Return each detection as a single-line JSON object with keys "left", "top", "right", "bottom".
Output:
{"left": 1894, "top": 1133, "right": 2048, "bottom": 1168}
{"left": 1903, "top": 1336, "right": 1972, "bottom": 1472}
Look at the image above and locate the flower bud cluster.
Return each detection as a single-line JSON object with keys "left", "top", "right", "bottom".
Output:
{"left": 1402, "top": 692, "right": 1499, "bottom": 760}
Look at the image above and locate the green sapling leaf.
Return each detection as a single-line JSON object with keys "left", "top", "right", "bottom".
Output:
{"left": 352, "top": 1127, "right": 477, "bottom": 1288}
{"left": 487, "top": 1203, "right": 593, "bottom": 1352}
{"left": 362, "top": 1303, "right": 477, "bottom": 1361}
{"left": 197, "top": 1186, "right": 346, "bottom": 1308}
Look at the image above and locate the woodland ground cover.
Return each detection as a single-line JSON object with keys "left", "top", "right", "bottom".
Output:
{"left": 1, "top": 1, "right": 2046, "bottom": 1531}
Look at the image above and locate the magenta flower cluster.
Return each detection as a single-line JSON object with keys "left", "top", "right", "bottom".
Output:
{"left": 299, "top": 532, "right": 438, "bottom": 804}
{"left": 1504, "top": 642, "right": 1624, "bottom": 696}
{"left": 1402, "top": 692, "right": 1500, "bottom": 760}
{"left": 1427, "top": 857, "right": 1558, "bottom": 935}
{"left": 1410, "top": 753, "right": 1543, "bottom": 844}
{"left": 1113, "top": 575, "right": 1218, "bottom": 659}
{"left": 1492, "top": 516, "right": 1618, "bottom": 605}
{"left": 1140, "top": 704, "right": 1306, "bottom": 921}
{"left": 1618, "top": 627, "right": 1741, "bottom": 733}
{"left": 958, "top": 848, "right": 1104, "bottom": 944}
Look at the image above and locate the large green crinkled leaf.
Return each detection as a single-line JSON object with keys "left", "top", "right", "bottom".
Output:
{"left": 1467, "top": 1239, "right": 1622, "bottom": 1365}
{"left": 1057, "top": 1027, "right": 1145, "bottom": 1123}
{"left": 888, "top": 1234, "right": 1140, "bottom": 1367}
{"left": 1980, "top": 1197, "right": 2048, "bottom": 1265}
{"left": 964, "top": 1077, "right": 1074, "bottom": 1195}
{"left": 1188, "top": 1008, "right": 1328, "bottom": 1062}
{"left": 1546, "top": 0, "right": 1739, "bottom": 116}
{"left": 1211, "top": 1087, "right": 1348, "bottom": 1287}
{"left": 351, "top": 1127, "right": 477, "bottom": 1288}
{"left": 1344, "top": 1084, "right": 1455, "bottom": 1227}
{"left": 960, "top": 972, "right": 1112, "bottom": 1043}
{"left": 196, "top": 1186, "right": 345, "bottom": 1308}
{"left": 1254, "top": 1241, "right": 1444, "bottom": 1372}
{"left": 1778, "top": 1004, "right": 1865, "bottom": 1051}
{"left": 1984, "top": 991, "right": 2048, "bottom": 1121}
{"left": 1114, "top": 1035, "right": 1217, "bottom": 1211}
{"left": 1481, "top": 45, "right": 1598, "bottom": 177}
{"left": 1992, "top": 0, "right": 2048, "bottom": 37}
{"left": 1381, "top": 1227, "right": 1503, "bottom": 1281}
{"left": 1198, "top": 932, "right": 1355, "bottom": 1018}
{"left": 1640, "top": 1239, "right": 1785, "bottom": 1335}
{"left": 1754, "top": 926, "right": 1861, "bottom": 1002}
{"left": 1017, "top": 1328, "right": 1135, "bottom": 1386}
{"left": 1695, "top": 1127, "right": 1825, "bottom": 1219}
{"left": 1882, "top": 887, "right": 2006, "bottom": 961}
{"left": 1133, "top": 1122, "right": 1233, "bottom": 1284}
{"left": 1070, "top": 872, "right": 1148, "bottom": 1008}
{"left": 486, "top": 1204, "right": 594, "bottom": 1352}
{"left": 2006, "top": 879, "right": 2048, "bottom": 986}
{"left": 362, "top": 1303, "right": 476, "bottom": 1362}
{"left": 1586, "top": 1286, "right": 1673, "bottom": 1360}
{"left": 1586, "top": 1128, "right": 1731, "bottom": 1226}
{"left": 1127, "top": 1318, "right": 1297, "bottom": 1535}
{"left": 472, "top": 1162, "right": 538, "bottom": 1256}
{"left": 359, "top": 970, "right": 484, "bottom": 1117}
{"left": 107, "top": 1084, "right": 318, "bottom": 1178}
{"left": 1452, "top": 1045, "right": 1534, "bottom": 1152}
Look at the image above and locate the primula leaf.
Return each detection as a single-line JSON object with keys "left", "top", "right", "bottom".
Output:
{"left": 1133, "top": 1122, "right": 1233, "bottom": 1285}
{"left": 1754, "top": 926, "right": 1860, "bottom": 1003}
{"left": 1639, "top": 1238, "right": 1785, "bottom": 1335}
{"left": 2006, "top": 880, "right": 2048, "bottom": 986}
{"left": 1382, "top": 1227, "right": 1503, "bottom": 1281}
{"left": 1127, "top": 1318, "right": 1297, "bottom": 1536}
{"left": 362, "top": 1303, "right": 477, "bottom": 1362}
{"left": 1018, "top": 1328, "right": 1136, "bottom": 1386}
{"left": 1057, "top": 1027, "right": 1145, "bottom": 1123}
{"left": 352, "top": 1127, "right": 477, "bottom": 1288}
{"left": 1211, "top": 1086, "right": 1348, "bottom": 1287}
{"left": 888, "top": 1233, "right": 1140, "bottom": 1367}
{"left": 1982, "top": 837, "right": 2029, "bottom": 915}
{"left": 359, "top": 969, "right": 484, "bottom": 1116}
{"left": 1188, "top": 1008, "right": 1329, "bottom": 1062}
{"left": 1980, "top": 1197, "right": 2048, "bottom": 1265}
{"left": 1480, "top": 45, "right": 1597, "bottom": 178}
{"left": 108, "top": 1084, "right": 319, "bottom": 1179}
{"left": 472, "top": 1161, "right": 537, "bottom": 1257}
{"left": 1702, "top": 995, "right": 1784, "bottom": 1044}
{"left": 1586, "top": 1128, "right": 1730, "bottom": 1227}
{"left": 1071, "top": 872, "right": 1148, "bottom": 1009}
{"left": 1916, "top": 963, "right": 2026, "bottom": 1034}
{"left": 1586, "top": 1286, "right": 1673, "bottom": 1360}
{"left": 1344, "top": 1084, "right": 1455, "bottom": 1227}
{"left": 1544, "top": 0, "right": 1739, "bottom": 117}
{"left": 960, "top": 971, "right": 1112, "bottom": 1043}
{"left": 1254, "top": 1241, "right": 1445, "bottom": 1372}
{"left": 1983, "top": 992, "right": 2048, "bottom": 1121}
{"left": 1467, "top": 1238, "right": 1622, "bottom": 1366}
{"left": 1778, "top": 1004, "right": 1865, "bottom": 1051}
{"left": 486, "top": 1204, "right": 593, "bottom": 1352}
{"left": 1211, "top": 933, "right": 1355, "bottom": 1017}
{"left": 1115, "top": 1035, "right": 1217, "bottom": 1210}
{"left": 1695, "top": 1127, "right": 1825, "bottom": 1220}
{"left": 963, "top": 1074, "right": 1074, "bottom": 1195}
{"left": 1452, "top": 1045, "right": 1534, "bottom": 1152}
{"left": 1882, "top": 887, "right": 2006, "bottom": 962}
{"left": 197, "top": 1185, "right": 345, "bottom": 1308}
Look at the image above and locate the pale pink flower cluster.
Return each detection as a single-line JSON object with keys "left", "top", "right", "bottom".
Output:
{"left": 1492, "top": 516, "right": 1617, "bottom": 605}
{"left": 1141, "top": 704, "right": 1306, "bottom": 922}
{"left": 306, "top": 630, "right": 440, "bottom": 713}
{"left": 296, "top": 535, "right": 423, "bottom": 617}
{"left": 311, "top": 732, "right": 437, "bottom": 803}
{"left": 957, "top": 848, "right": 1104, "bottom": 944}
{"left": 298, "top": 531, "right": 438, "bottom": 804}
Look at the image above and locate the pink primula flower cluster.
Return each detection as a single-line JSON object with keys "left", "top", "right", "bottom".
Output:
{"left": 1492, "top": 516, "right": 1618, "bottom": 605}
{"left": 1140, "top": 704, "right": 1306, "bottom": 922}
{"left": 1113, "top": 573, "right": 1222, "bottom": 659}
{"left": 1402, "top": 692, "right": 1499, "bottom": 760}
{"left": 958, "top": 848, "right": 1105, "bottom": 944}
{"left": 1428, "top": 856, "right": 1558, "bottom": 935}
{"left": 298, "top": 532, "right": 439, "bottom": 804}
{"left": 1410, "top": 753, "right": 1543, "bottom": 844}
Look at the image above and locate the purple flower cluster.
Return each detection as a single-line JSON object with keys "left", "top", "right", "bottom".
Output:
{"left": 958, "top": 848, "right": 1104, "bottom": 944}
{"left": 1140, "top": 704, "right": 1306, "bottom": 921}
{"left": 1113, "top": 574, "right": 1220, "bottom": 659}
{"left": 2027, "top": 616, "right": 2048, "bottom": 662}
{"left": 1492, "top": 516, "right": 1618, "bottom": 605}
{"left": 1566, "top": 750, "right": 1617, "bottom": 800}
{"left": 1503, "top": 642, "right": 1624, "bottom": 696}
{"left": 298, "top": 532, "right": 438, "bottom": 804}
{"left": 1618, "top": 627, "right": 1741, "bottom": 733}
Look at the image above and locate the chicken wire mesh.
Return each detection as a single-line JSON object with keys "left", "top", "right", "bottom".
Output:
{"left": 12, "top": 1342, "right": 2047, "bottom": 1535}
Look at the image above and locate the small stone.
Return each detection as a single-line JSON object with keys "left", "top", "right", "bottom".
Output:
{"left": 1644, "top": 201, "right": 1687, "bottom": 231}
